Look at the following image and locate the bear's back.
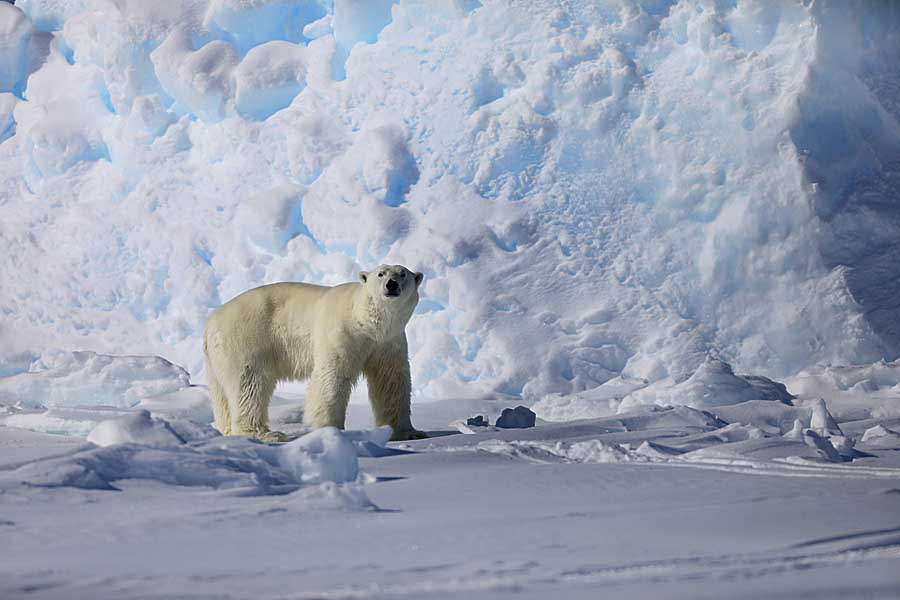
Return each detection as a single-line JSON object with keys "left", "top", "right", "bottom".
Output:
{"left": 205, "top": 281, "right": 363, "bottom": 335}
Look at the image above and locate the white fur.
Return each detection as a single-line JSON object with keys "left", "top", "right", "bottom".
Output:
{"left": 203, "top": 265, "right": 425, "bottom": 442}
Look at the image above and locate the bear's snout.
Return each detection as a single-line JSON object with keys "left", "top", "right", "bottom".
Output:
{"left": 385, "top": 279, "right": 400, "bottom": 296}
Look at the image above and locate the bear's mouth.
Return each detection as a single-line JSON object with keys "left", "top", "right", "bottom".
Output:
{"left": 384, "top": 290, "right": 401, "bottom": 298}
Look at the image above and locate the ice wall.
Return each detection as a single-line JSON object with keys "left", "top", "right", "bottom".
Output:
{"left": 1, "top": 0, "right": 898, "bottom": 402}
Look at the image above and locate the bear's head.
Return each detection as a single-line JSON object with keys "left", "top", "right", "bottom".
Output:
{"left": 359, "top": 264, "right": 423, "bottom": 305}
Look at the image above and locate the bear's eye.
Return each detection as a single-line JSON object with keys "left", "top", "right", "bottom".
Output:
{"left": 378, "top": 272, "right": 384, "bottom": 277}
{"left": 401, "top": 272, "right": 406, "bottom": 278}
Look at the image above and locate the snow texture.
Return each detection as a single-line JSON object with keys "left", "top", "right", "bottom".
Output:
{"left": 85, "top": 409, "right": 219, "bottom": 447}
{"left": 2, "top": 406, "right": 130, "bottom": 438}
{"left": 3, "top": 398, "right": 900, "bottom": 598}
{"left": 0, "top": 3, "right": 32, "bottom": 97}
{"left": 0, "top": 1, "right": 898, "bottom": 412}
{"left": 3, "top": 418, "right": 363, "bottom": 494}
{"left": 0, "top": 351, "right": 190, "bottom": 409}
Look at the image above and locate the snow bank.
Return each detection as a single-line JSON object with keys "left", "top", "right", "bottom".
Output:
{"left": 0, "top": 386, "right": 214, "bottom": 439}
{"left": 534, "top": 359, "right": 796, "bottom": 420}
{"left": 785, "top": 360, "right": 900, "bottom": 421}
{"left": 2, "top": 1, "right": 899, "bottom": 410}
{"left": 0, "top": 351, "right": 190, "bottom": 409}
{"left": 3, "top": 417, "right": 363, "bottom": 495}
{"left": 620, "top": 359, "right": 795, "bottom": 411}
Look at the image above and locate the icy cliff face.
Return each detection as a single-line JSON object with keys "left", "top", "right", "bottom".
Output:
{"left": 1, "top": 1, "right": 898, "bottom": 402}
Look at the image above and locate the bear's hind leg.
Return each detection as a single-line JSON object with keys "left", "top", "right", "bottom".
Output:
{"left": 231, "top": 366, "right": 287, "bottom": 442}
{"left": 208, "top": 373, "right": 232, "bottom": 435}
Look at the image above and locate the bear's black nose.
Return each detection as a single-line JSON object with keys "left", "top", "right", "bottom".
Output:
{"left": 386, "top": 279, "right": 400, "bottom": 294}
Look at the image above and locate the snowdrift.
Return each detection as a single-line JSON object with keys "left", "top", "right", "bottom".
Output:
{"left": 1, "top": 1, "right": 899, "bottom": 408}
{"left": 3, "top": 412, "right": 366, "bottom": 496}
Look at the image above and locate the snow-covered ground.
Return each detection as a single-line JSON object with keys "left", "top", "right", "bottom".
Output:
{"left": 2, "top": 405, "right": 900, "bottom": 600}
{"left": 1, "top": 358, "right": 899, "bottom": 598}
{"left": 2, "top": 0, "right": 900, "bottom": 597}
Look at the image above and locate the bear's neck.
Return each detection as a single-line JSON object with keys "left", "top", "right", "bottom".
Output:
{"left": 355, "top": 293, "right": 414, "bottom": 343}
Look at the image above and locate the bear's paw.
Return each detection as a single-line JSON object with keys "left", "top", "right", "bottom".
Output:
{"left": 391, "top": 429, "right": 428, "bottom": 442}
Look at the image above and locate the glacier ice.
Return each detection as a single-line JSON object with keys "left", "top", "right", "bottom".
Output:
{"left": 234, "top": 40, "right": 309, "bottom": 120}
{"left": 1, "top": 1, "right": 899, "bottom": 412}
{"left": 0, "top": 2, "right": 32, "bottom": 96}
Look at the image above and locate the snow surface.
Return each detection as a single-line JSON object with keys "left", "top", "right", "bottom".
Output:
{"left": 3, "top": 406, "right": 900, "bottom": 599}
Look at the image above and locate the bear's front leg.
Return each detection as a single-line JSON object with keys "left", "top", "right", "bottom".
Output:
{"left": 364, "top": 339, "right": 426, "bottom": 441}
{"left": 304, "top": 362, "right": 353, "bottom": 430}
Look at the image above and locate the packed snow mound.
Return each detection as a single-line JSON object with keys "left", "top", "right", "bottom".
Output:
{"left": 534, "top": 359, "right": 795, "bottom": 420}
{"left": 86, "top": 409, "right": 218, "bottom": 447}
{"left": 3, "top": 421, "right": 362, "bottom": 494}
{"left": 136, "top": 385, "right": 214, "bottom": 423}
{"left": 531, "top": 377, "right": 647, "bottom": 421}
{"left": 620, "top": 359, "right": 795, "bottom": 411}
{"left": 2, "top": 1, "right": 899, "bottom": 405}
{"left": 342, "top": 426, "right": 409, "bottom": 457}
{"left": 710, "top": 399, "right": 834, "bottom": 437}
{"left": 0, "top": 351, "right": 190, "bottom": 409}
{"left": 2, "top": 405, "right": 130, "bottom": 437}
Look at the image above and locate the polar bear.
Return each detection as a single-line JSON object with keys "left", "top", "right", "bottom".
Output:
{"left": 203, "top": 265, "right": 426, "bottom": 442}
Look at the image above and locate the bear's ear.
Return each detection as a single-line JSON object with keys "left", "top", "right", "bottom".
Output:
{"left": 359, "top": 271, "right": 369, "bottom": 284}
{"left": 414, "top": 272, "right": 424, "bottom": 286}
